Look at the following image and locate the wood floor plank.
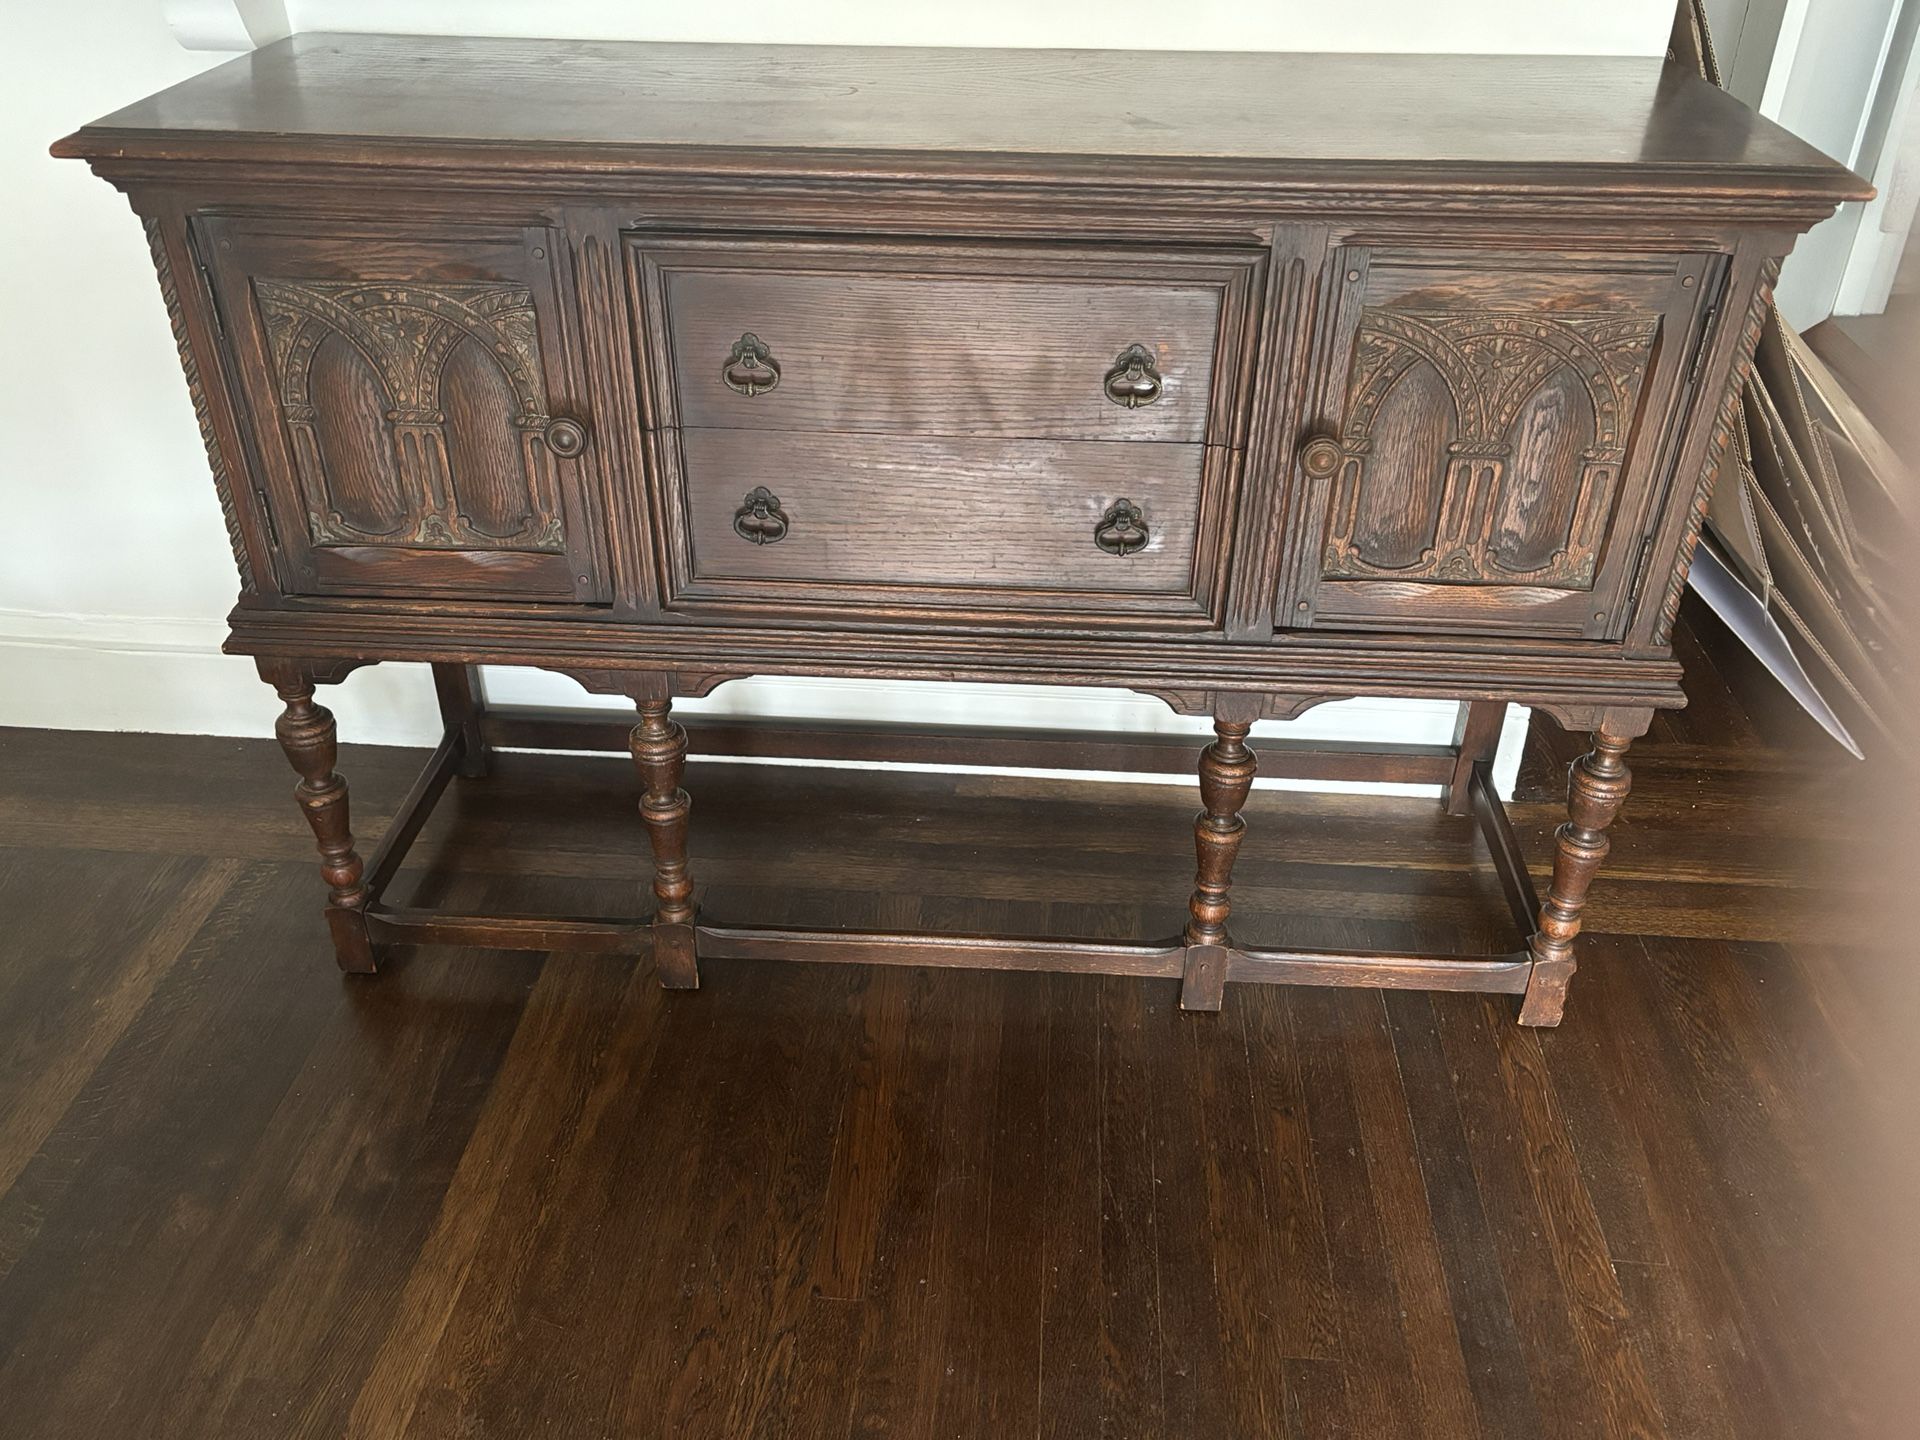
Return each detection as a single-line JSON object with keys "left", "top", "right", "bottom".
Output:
{"left": 1383, "top": 989, "right": 1547, "bottom": 1440}
{"left": 1441, "top": 996, "right": 1666, "bottom": 1439}
{"left": 1038, "top": 969, "right": 1104, "bottom": 1440}
{"left": 837, "top": 956, "right": 969, "bottom": 1440}
{"left": 0, "top": 862, "right": 515, "bottom": 1438}
{"left": 1335, "top": 987, "right": 1483, "bottom": 1440}
{"left": 0, "top": 850, "right": 238, "bottom": 1203}
{"left": 1169, "top": 986, "right": 1288, "bottom": 1437}
{"left": 972, "top": 918, "right": 1051, "bottom": 1440}
{"left": 1292, "top": 984, "right": 1432, "bottom": 1440}
{"left": 342, "top": 942, "right": 641, "bottom": 1438}
{"left": 387, "top": 924, "right": 688, "bottom": 1434}
{"left": 1092, "top": 971, "right": 1168, "bottom": 1439}
{"left": 1538, "top": 940, "right": 1741, "bottom": 1440}
{"left": 1632, "top": 937, "right": 1870, "bottom": 1434}
{"left": 1579, "top": 940, "right": 1839, "bottom": 1439}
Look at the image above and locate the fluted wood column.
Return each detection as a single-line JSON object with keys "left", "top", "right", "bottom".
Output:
{"left": 1521, "top": 729, "right": 1633, "bottom": 1026}
{"left": 1180, "top": 716, "right": 1257, "bottom": 1011}
{"left": 271, "top": 678, "right": 376, "bottom": 973}
{"left": 631, "top": 698, "right": 699, "bottom": 989}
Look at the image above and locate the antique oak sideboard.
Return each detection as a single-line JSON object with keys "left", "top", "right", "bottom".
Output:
{"left": 58, "top": 36, "right": 1865, "bottom": 1024}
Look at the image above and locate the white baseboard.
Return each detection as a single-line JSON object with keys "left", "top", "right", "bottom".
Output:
{"left": 0, "top": 607, "right": 1528, "bottom": 797}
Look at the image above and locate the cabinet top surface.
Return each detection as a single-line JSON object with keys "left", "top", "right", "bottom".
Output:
{"left": 59, "top": 32, "right": 1865, "bottom": 201}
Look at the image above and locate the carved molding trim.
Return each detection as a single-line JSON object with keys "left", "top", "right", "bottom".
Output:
{"left": 253, "top": 655, "right": 376, "bottom": 690}
{"left": 1137, "top": 688, "right": 1345, "bottom": 722}
{"left": 256, "top": 279, "right": 566, "bottom": 553}
{"left": 1322, "top": 307, "right": 1659, "bottom": 590}
{"left": 145, "top": 216, "right": 254, "bottom": 593}
{"left": 548, "top": 667, "right": 742, "bottom": 703}
{"left": 1653, "top": 259, "right": 1780, "bottom": 645}
{"left": 1530, "top": 701, "right": 1655, "bottom": 739}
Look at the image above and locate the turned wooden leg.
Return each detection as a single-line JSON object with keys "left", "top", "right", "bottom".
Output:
{"left": 1444, "top": 700, "right": 1504, "bottom": 816}
{"left": 1520, "top": 729, "right": 1634, "bottom": 1026}
{"left": 432, "top": 662, "right": 490, "bottom": 778}
{"left": 631, "top": 699, "right": 699, "bottom": 990}
{"left": 1180, "top": 716, "right": 1257, "bottom": 1012}
{"left": 271, "top": 679, "right": 377, "bottom": 974}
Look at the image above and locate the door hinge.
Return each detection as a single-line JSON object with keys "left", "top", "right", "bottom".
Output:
{"left": 188, "top": 234, "right": 228, "bottom": 342}
{"left": 1631, "top": 532, "right": 1657, "bottom": 596}
{"left": 1688, "top": 300, "right": 1721, "bottom": 386}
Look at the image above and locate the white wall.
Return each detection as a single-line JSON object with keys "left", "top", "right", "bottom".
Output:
{"left": 235, "top": 2, "right": 1678, "bottom": 55}
{"left": 5, "top": 2, "right": 1701, "bottom": 795}
{"left": 1747, "top": 0, "right": 1915, "bottom": 326}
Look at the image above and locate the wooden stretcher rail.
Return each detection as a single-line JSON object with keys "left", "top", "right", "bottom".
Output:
{"left": 365, "top": 906, "right": 650, "bottom": 954}
{"left": 356, "top": 706, "right": 1543, "bottom": 1005}
{"left": 480, "top": 708, "right": 1462, "bottom": 786}
{"left": 1469, "top": 758, "right": 1545, "bottom": 938}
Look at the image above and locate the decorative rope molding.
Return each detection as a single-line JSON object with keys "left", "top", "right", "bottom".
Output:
{"left": 1653, "top": 257, "right": 1780, "bottom": 645}
{"left": 144, "top": 215, "right": 255, "bottom": 594}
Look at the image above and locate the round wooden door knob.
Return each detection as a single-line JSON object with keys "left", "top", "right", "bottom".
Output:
{"left": 543, "top": 416, "right": 590, "bottom": 458}
{"left": 1299, "top": 435, "right": 1344, "bottom": 478}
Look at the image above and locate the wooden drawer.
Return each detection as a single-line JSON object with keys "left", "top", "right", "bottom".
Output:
{"left": 642, "top": 244, "right": 1228, "bottom": 441}
{"left": 683, "top": 431, "right": 1207, "bottom": 594}
{"left": 628, "top": 235, "right": 1264, "bottom": 625}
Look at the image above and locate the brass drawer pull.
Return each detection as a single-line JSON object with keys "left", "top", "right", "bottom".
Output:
{"left": 1095, "top": 498, "right": 1149, "bottom": 556}
{"left": 733, "top": 486, "right": 789, "bottom": 544}
{"left": 1104, "top": 344, "right": 1163, "bottom": 409}
{"left": 722, "top": 333, "right": 781, "bottom": 396}
{"left": 542, "top": 415, "right": 590, "bottom": 458}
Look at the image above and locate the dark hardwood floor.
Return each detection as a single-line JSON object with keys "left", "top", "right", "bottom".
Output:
{"left": 0, "top": 609, "right": 1913, "bottom": 1438}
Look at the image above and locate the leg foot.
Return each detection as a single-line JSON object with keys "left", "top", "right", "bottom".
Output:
{"left": 1180, "top": 715, "right": 1256, "bottom": 1013}
{"left": 1445, "top": 700, "right": 1504, "bottom": 816}
{"left": 271, "top": 677, "right": 377, "bottom": 974}
{"left": 1518, "top": 957, "right": 1576, "bottom": 1027}
{"left": 631, "top": 699, "right": 699, "bottom": 990}
{"left": 1520, "top": 729, "right": 1634, "bottom": 1026}
{"left": 1179, "top": 943, "right": 1229, "bottom": 1012}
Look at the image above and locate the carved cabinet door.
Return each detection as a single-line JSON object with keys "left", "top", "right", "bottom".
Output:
{"left": 201, "top": 220, "right": 609, "bottom": 603}
{"left": 1276, "top": 246, "right": 1718, "bottom": 640}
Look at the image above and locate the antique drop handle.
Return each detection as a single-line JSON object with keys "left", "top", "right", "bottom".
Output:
{"left": 722, "top": 333, "right": 781, "bottom": 396}
{"left": 1104, "top": 344, "right": 1163, "bottom": 409}
{"left": 1094, "top": 499, "right": 1149, "bottom": 557}
{"left": 1298, "top": 434, "right": 1344, "bottom": 479}
{"left": 733, "top": 486, "right": 789, "bottom": 545}
{"left": 542, "top": 416, "right": 590, "bottom": 459}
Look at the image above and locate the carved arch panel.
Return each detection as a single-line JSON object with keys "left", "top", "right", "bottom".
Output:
{"left": 1321, "top": 308, "right": 1660, "bottom": 590}
{"left": 1281, "top": 246, "right": 1716, "bottom": 640}
{"left": 256, "top": 279, "right": 566, "bottom": 553}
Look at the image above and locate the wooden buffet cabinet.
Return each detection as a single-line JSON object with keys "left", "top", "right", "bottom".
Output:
{"left": 58, "top": 35, "right": 1865, "bottom": 1024}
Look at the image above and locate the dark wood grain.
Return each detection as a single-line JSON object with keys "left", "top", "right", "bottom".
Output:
{"left": 1286, "top": 246, "right": 1710, "bottom": 640}
{"left": 1523, "top": 726, "right": 1641, "bottom": 1026}
{"left": 430, "top": 661, "right": 490, "bottom": 778}
{"left": 1445, "top": 699, "right": 1505, "bottom": 815}
{"left": 680, "top": 429, "right": 1208, "bottom": 594}
{"left": 201, "top": 218, "right": 608, "bottom": 604}
{"left": 644, "top": 241, "right": 1234, "bottom": 441}
{"left": 56, "top": 35, "right": 1866, "bottom": 207}
{"left": 631, "top": 699, "right": 698, "bottom": 989}
{"left": 483, "top": 707, "right": 1464, "bottom": 784}
{"left": 265, "top": 669, "right": 374, "bottom": 973}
